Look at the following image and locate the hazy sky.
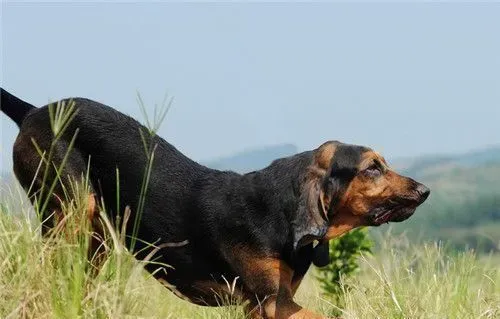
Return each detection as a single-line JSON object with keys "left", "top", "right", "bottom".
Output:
{"left": 1, "top": 2, "right": 499, "bottom": 171}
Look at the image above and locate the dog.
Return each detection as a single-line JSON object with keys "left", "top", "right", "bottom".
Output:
{"left": 1, "top": 88, "right": 429, "bottom": 319}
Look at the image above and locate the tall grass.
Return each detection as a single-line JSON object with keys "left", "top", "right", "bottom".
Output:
{"left": 339, "top": 235, "right": 500, "bottom": 319}
{"left": 0, "top": 193, "right": 498, "bottom": 318}
{"left": 0, "top": 185, "right": 247, "bottom": 319}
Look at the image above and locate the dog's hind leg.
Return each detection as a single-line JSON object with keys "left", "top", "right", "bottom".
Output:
{"left": 12, "top": 147, "right": 66, "bottom": 236}
{"left": 12, "top": 132, "right": 100, "bottom": 240}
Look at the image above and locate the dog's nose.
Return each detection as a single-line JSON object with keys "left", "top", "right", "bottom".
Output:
{"left": 416, "top": 184, "right": 430, "bottom": 202}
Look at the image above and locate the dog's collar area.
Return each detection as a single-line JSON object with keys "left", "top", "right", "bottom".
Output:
{"left": 312, "top": 241, "right": 330, "bottom": 267}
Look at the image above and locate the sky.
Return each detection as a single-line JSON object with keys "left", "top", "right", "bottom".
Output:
{"left": 1, "top": 1, "right": 499, "bottom": 172}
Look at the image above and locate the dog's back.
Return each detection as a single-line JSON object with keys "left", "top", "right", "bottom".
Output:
{"left": 2, "top": 89, "right": 211, "bottom": 247}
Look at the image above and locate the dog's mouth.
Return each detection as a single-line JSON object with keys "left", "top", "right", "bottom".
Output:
{"left": 368, "top": 184, "right": 430, "bottom": 226}
{"left": 368, "top": 199, "right": 420, "bottom": 226}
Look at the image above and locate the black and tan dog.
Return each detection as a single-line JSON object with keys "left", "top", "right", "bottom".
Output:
{"left": 1, "top": 88, "right": 429, "bottom": 319}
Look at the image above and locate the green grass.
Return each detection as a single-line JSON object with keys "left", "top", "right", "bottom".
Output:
{"left": 340, "top": 235, "right": 500, "bottom": 319}
{"left": 0, "top": 190, "right": 498, "bottom": 319}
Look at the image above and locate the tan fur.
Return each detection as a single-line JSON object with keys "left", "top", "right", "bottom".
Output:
{"left": 233, "top": 248, "right": 330, "bottom": 319}
{"left": 86, "top": 194, "right": 97, "bottom": 220}
{"left": 324, "top": 214, "right": 363, "bottom": 241}
{"left": 336, "top": 151, "right": 409, "bottom": 218}
{"left": 314, "top": 141, "right": 337, "bottom": 170}
{"left": 323, "top": 150, "right": 412, "bottom": 240}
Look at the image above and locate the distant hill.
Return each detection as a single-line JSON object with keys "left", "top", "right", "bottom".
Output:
{"left": 392, "top": 145, "right": 500, "bottom": 178}
{"left": 382, "top": 145, "right": 500, "bottom": 253}
{"left": 204, "top": 143, "right": 298, "bottom": 173}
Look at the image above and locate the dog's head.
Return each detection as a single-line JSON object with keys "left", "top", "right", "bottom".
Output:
{"left": 293, "top": 141, "right": 430, "bottom": 250}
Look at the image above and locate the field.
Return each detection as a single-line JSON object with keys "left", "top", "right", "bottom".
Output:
{"left": 0, "top": 188, "right": 499, "bottom": 319}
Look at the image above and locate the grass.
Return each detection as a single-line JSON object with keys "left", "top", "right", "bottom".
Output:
{"left": 0, "top": 187, "right": 498, "bottom": 319}
{"left": 340, "top": 235, "right": 500, "bottom": 319}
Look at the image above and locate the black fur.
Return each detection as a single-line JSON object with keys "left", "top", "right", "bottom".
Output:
{"left": 0, "top": 88, "right": 36, "bottom": 127}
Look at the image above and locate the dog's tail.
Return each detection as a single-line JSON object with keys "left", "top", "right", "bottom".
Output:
{"left": 0, "top": 88, "right": 36, "bottom": 127}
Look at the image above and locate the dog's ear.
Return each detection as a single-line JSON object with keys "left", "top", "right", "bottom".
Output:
{"left": 291, "top": 142, "right": 340, "bottom": 250}
{"left": 291, "top": 142, "right": 364, "bottom": 252}
{"left": 312, "top": 241, "right": 330, "bottom": 267}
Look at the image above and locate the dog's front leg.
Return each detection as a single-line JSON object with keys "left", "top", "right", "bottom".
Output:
{"left": 236, "top": 255, "right": 329, "bottom": 319}
{"left": 259, "top": 295, "right": 328, "bottom": 319}
{"left": 246, "top": 289, "right": 331, "bottom": 319}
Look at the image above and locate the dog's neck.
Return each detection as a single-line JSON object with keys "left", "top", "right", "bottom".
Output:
{"left": 249, "top": 150, "right": 313, "bottom": 215}
{"left": 231, "top": 151, "right": 334, "bottom": 273}
{"left": 243, "top": 151, "right": 321, "bottom": 240}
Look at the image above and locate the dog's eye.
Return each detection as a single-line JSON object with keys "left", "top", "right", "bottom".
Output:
{"left": 364, "top": 164, "right": 381, "bottom": 177}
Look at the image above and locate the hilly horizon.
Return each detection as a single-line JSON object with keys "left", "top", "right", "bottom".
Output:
{"left": 205, "top": 143, "right": 500, "bottom": 175}
{"left": 2, "top": 142, "right": 499, "bottom": 177}
{"left": 203, "top": 143, "right": 298, "bottom": 173}
{"left": 2, "top": 142, "right": 499, "bottom": 252}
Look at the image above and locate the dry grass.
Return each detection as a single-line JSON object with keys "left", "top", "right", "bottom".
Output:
{"left": 0, "top": 184, "right": 498, "bottom": 319}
